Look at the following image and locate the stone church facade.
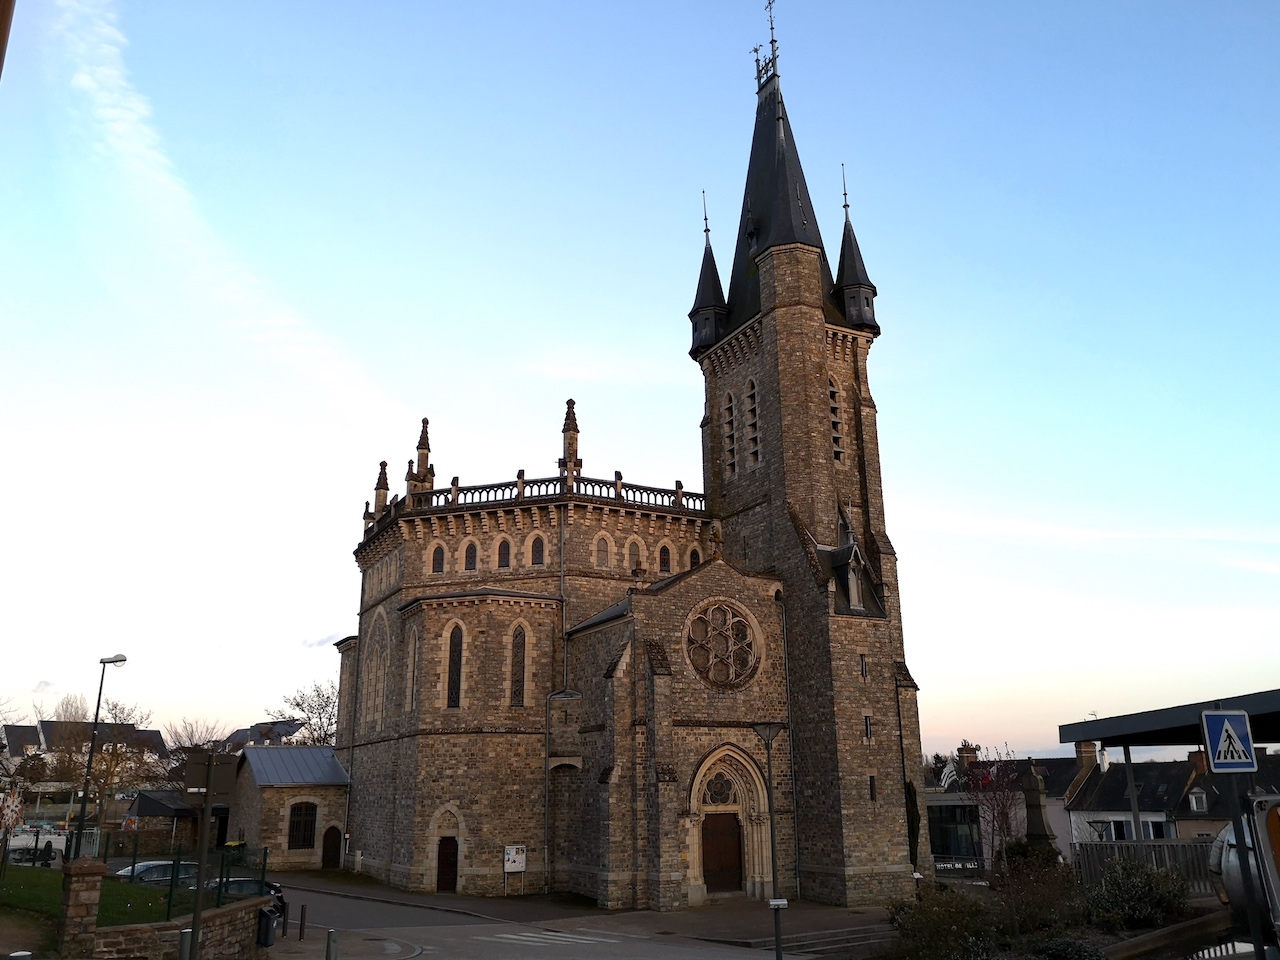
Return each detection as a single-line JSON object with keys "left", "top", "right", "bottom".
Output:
{"left": 335, "top": 49, "right": 928, "bottom": 910}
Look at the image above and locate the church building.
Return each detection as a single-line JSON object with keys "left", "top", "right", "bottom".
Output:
{"left": 335, "top": 39, "right": 928, "bottom": 911}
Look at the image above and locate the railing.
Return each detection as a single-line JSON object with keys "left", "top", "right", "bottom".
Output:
{"left": 1071, "top": 840, "right": 1214, "bottom": 895}
{"left": 407, "top": 475, "right": 707, "bottom": 515}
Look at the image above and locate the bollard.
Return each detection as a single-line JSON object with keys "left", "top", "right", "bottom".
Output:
{"left": 179, "top": 928, "right": 192, "bottom": 960}
{"left": 299, "top": 904, "right": 307, "bottom": 941}
{"left": 281, "top": 902, "right": 289, "bottom": 936}
{"left": 325, "top": 928, "right": 338, "bottom": 960}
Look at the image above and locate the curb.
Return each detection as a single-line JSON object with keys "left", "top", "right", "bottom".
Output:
{"left": 275, "top": 882, "right": 514, "bottom": 925}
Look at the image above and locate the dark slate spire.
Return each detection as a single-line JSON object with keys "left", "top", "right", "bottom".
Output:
{"left": 723, "top": 65, "right": 842, "bottom": 336}
{"left": 834, "top": 170, "right": 879, "bottom": 332}
{"left": 689, "top": 198, "right": 728, "bottom": 358}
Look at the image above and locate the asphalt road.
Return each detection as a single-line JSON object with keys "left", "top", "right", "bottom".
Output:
{"left": 277, "top": 890, "right": 791, "bottom": 960}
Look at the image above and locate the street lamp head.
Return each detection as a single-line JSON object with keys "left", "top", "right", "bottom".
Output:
{"left": 100, "top": 654, "right": 127, "bottom": 666}
{"left": 751, "top": 721, "right": 786, "bottom": 745}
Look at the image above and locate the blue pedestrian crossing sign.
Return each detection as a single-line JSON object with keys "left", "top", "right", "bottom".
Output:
{"left": 1201, "top": 711, "right": 1257, "bottom": 774}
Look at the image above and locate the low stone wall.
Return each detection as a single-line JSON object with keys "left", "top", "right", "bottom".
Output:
{"left": 57, "top": 857, "right": 269, "bottom": 960}
{"left": 93, "top": 896, "right": 270, "bottom": 960}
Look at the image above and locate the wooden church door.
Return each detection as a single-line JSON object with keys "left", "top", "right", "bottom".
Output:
{"left": 701, "top": 813, "right": 743, "bottom": 892}
{"left": 322, "top": 826, "right": 341, "bottom": 868}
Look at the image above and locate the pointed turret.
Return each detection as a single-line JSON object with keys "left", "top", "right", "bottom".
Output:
{"left": 689, "top": 214, "right": 728, "bottom": 358}
{"left": 373, "top": 460, "right": 389, "bottom": 515}
{"left": 406, "top": 417, "right": 436, "bottom": 494}
{"left": 834, "top": 194, "right": 879, "bottom": 333}
{"left": 559, "top": 399, "right": 582, "bottom": 492}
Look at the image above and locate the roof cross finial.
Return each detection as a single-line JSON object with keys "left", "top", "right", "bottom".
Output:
{"left": 842, "top": 162, "right": 851, "bottom": 222}
{"left": 754, "top": 0, "right": 779, "bottom": 86}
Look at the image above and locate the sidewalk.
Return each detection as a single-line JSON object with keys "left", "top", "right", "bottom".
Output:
{"left": 266, "top": 871, "right": 893, "bottom": 958}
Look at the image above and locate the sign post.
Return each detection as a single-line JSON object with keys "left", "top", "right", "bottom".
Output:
{"left": 1201, "top": 711, "right": 1264, "bottom": 960}
{"left": 503, "top": 844, "right": 526, "bottom": 896}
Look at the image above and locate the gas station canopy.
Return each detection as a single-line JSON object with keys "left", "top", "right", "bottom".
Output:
{"left": 1059, "top": 688, "right": 1280, "bottom": 749}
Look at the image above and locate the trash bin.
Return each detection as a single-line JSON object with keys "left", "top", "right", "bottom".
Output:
{"left": 256, "top": 906, "right": 280, "bottom": 947}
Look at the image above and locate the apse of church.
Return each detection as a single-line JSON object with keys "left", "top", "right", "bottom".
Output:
{"left": 335, "top": 41, "right": 927, "bottom": 911}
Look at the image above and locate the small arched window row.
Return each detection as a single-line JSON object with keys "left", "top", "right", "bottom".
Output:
{"left": 442, "top": 621, "right": 535, "bottom": 711}
{"left": 432, "top": 537, "right": 549, "bottom": 574}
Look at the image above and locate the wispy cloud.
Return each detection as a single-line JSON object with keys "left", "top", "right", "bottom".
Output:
{"left": 52, "top": 0, "right": 385, "bottom": 402}
{"left": 32, "top": 681, "right": 55, "bottom": 695}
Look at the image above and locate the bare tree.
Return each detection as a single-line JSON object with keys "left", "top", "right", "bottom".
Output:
{"left": 268, "top": 680, "right": 338, "bottom": 745}
{"left": 55, "top": 693, "right": 90, "bottom": 722}
{"left": 159, "top": 717, "right": 231, "bottom": 790}
{"left": 960, "top": 742, "right": 1026, "bottom": 872}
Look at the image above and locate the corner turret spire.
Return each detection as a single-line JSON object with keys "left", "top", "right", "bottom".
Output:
{"left": 689, "top": 193, "right": 728, "bottom": 358}
{"left": 834, "top": 164, "right": 878, "bottom": 332}
{"left": 559, "top": 399, "right": 582, "bottom": 492}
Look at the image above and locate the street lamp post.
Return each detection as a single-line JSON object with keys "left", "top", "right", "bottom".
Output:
{"left": 751, "top": 721, "right": 787, "bottom": 960}
{"left": 73, "top": 654, "right": 126, "bottom": 859}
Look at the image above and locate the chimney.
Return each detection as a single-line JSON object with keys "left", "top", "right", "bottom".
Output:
{"left": 957, "top": 743, "right": 979, "bottom": 769}
{"left": 1075, "top": 740, "right": 1098, "bottom": 769}
{"left": 1188, "top": 749, "right": 1208, "bottom": 776}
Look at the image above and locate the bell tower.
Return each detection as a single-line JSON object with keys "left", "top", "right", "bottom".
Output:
{"left": 689, "top": 31, "right": 926, "bottom": 906}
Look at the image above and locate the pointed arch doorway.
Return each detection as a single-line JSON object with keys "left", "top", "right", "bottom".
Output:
{"left": 687, "top": 746, "right": 774, "bottom": 905}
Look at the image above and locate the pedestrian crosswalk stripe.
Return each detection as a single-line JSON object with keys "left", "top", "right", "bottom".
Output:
{"left": 473, "top": 932, "right": 621, "bottom": 945}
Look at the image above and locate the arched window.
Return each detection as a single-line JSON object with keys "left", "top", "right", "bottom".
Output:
{"left": 745, "top": 379, "right": 760, "bottom": 466}
{"left": 723, "top": 393, "right": 737, "bottom": 477}
{"left": 659, "top": 545, "right": 671, "bottom": 573}
{"left": 531, "top": 536, "right": 545, "bottom": 566}
{"left": 498, "top": 540, "right": 511, "bottom": 568}
{"left": 628, "top": 541, "right": 641, "bottom": 572}
{"left": 510, "top": 626, "right": 526, "bottom": 707}
{"left": 829, "top": 378, "right": 845, "bottom": 463}
{"left": 288, "top": 803, "right": 317, "bottom": 850}
{"left": 431, "top": 545, "right": 445, "bottom": 574}
{"left": 464, "top": 543, "right": 477, "bottom": 571}
{"left": 595, "top": 538, "right": 609, "bottom": 568}
{"left": 690, "top": 548, "right": 701, "bottom": 567}
{"left": 447, "top": 626, "right": 463, "bottom": 708}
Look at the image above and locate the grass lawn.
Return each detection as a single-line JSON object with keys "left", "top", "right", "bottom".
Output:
{"left": 0, "top": 865, "right": 197, "bottom": 927}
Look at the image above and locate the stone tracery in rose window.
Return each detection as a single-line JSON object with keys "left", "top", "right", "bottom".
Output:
{"left": 686, "top": 602, "right": 758, "bottom": 689}
{"left": 702, "top": 772, "right": 738, "bottom": 807}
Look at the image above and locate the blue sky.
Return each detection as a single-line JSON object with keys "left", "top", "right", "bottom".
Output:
{"left": 1, "top": 1, "right": 1277, "bottom": 760}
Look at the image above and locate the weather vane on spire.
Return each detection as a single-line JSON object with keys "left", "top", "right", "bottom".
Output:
{"left": 754, "top": 0, "right": 779, "bottom": 86}
{"left": 702, "top": 190, "right": 711, "bottom": 241}
{"left": 842, "top": 162, "right": 851, "bottom": 220}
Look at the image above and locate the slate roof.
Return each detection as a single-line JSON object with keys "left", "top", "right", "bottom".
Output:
{"left": 240, "top": 745, "right": 349, "bottom": 787}
{"left": 1068, "top": 760, "right": 1196, "bottom": 815}
{"left": 36, "top": 720, "right": 168, "bottom": 758}
{"left": 221, "top": 719, "right": 305, "bottom": 751}
{"left": 1178, "top": 751, "right": 1280, "bottom": 821}
{"left": 2, "top": 724, "right": 39, "bottom": 759}
{"left": 130, "top": 790, "right": 197, "bottom": 818}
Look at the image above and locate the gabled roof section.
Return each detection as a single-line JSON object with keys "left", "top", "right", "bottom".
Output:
{"left": 241, "top": 745, "right": 349, "bottom": 787}
{"left": 568, "top": 596, "right": 632, "bottom": 635}
{"left": 1067, "top": 760, "right": 1195, "bottom": 814}
{"left": 2, "top": 724, "right": 39, "bottom": 759}
{"left": 724, "top": 74, "right": 842, "bottom": 335}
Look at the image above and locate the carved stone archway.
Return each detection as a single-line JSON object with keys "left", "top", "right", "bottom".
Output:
{"left": 685, "top": 745, "right": 772, "bottom": 905}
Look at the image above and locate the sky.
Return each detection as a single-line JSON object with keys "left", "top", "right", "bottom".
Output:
{"left": 1, "top": 1, "right": 1277, "bottom": 763}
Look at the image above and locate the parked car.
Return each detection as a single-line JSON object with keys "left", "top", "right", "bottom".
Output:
{"left": 114, "top": 861, "right": 200, "bottom": 885}
{"left": 191, "top": 877, "right": 286, "bottom": 911}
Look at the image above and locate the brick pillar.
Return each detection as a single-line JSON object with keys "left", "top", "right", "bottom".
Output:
{"left": 58, "top": 857, "right": 107, "bottom": 958}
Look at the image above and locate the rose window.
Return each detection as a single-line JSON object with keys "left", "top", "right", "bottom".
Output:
{"left": 686, "top": 603, "right": 758, "bottom": 688}
{"left": 703, "top": 772, "right": 737, "bottom": 806}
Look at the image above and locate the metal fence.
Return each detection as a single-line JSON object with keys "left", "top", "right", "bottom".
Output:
{"left": 1071, "top": 840, "right": 1215, "bottom": 895}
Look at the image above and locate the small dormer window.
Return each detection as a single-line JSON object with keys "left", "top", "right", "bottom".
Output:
{"left": 1189, "top": 789, "right": 1207, "bottom": 813}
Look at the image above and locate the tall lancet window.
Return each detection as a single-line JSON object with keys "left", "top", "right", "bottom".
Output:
{"left": 724, "top": 393, "right": 737, "bottom": 477}
{"left": 745, "top": 380, "right": 760, "bottom": 466}
{"left": 447, "top": 625, "right": 463, "bottom": 708}
{"left": 829, "top": 378, "right": 845, "bottom": 463}
{"left": 510, "top": 626, "right": 526, "bottom": 707}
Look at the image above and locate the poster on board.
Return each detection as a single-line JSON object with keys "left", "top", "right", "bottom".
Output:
{"left": 503, "top": 844, "right": 526, "bottom": 873}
